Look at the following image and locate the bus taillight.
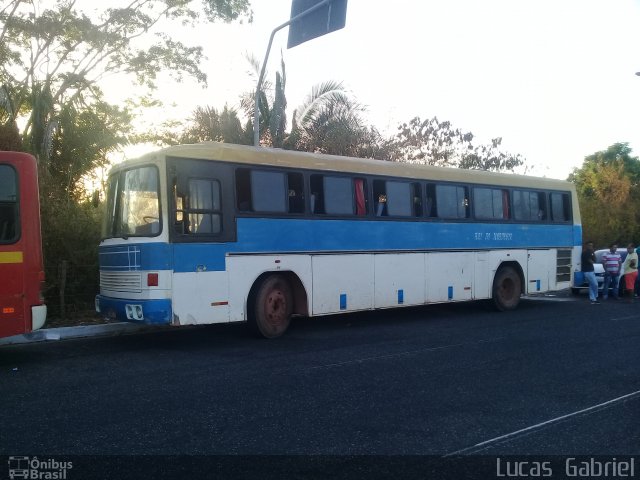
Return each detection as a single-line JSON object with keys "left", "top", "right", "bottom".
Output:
{"left": 147, "top": 273, "right": 158, "bottom": 287}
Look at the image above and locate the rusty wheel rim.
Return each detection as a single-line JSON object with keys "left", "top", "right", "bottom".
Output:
{"left": 264, "top": 288, "right": 287, "bottom": 327}
{"left": 499, "top": 277, "right": 515, "bottom": 304}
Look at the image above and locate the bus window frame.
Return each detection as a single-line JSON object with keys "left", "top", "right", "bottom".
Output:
{"left": 168, "top": 157, "right": 236, "bottom": 244}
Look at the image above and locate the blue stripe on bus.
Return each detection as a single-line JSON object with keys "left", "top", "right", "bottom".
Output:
{"left": 99, "top": 219, "right": 582, "bottom": 273}
{"left": 398, "top": 289, "right": 404, "bottom": 305}
{"left": 448, "top": 286, "right": 453, "bottom": 300}
{"left": 340, "top": 294, "right": 347, "bottom": 310}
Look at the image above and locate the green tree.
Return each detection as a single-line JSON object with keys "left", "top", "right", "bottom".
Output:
{"left": 568, "top": 143, "right": 640, "bottom": 246}
{"left": 240, "top": 53, "right": 287, "bottom": 147}
{"left": 389, "top": 116, "right": 526, "bottom": 172}
{"left": 0, "top": 0, "right": 251, "bottom": 163}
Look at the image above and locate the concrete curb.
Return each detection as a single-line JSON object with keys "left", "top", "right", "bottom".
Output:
{"left": 0, "top": 322, "right": 156, "bottom": 347}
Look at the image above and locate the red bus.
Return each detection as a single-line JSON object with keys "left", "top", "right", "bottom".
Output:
{"left": 0, "top": 151, "right": 46, "bottom": 338}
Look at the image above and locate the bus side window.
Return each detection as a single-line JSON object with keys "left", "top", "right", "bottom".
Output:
{"left": 323, "top": 176, "right": 354, "bottom": 215}
{"left": 537, "top": 192, "right": 548, "bottom": 221}
{"left": 310, "top": 175, "right": 325, "bottom": 214}
{"left": 412, "top": 183, "right": 422, "bottom": 217}
{"left": 435, "top": 184, "right": 468, "bottom": 219}
{"left": 513, "top": 190, "right": 547, "bottom": 221}
{"left": 425, "top": 184, "right": 436, "bottom": 218}
{"left": 287, "top": 172, "right": 305, "bottom": 214}
{"left": 550, "top": 192, "right": 570, "bottom": 222}
{"left": 373, "top": 180, "right": 387, "bottom": 216}
{"left": 474, "top": 187, "right": 509, "bottom": 220}
{"left": 173, "top": 181, "right": 187, "bottom": 234}
{"left": 235, "top": 168, "right": 252, "bottom": 212}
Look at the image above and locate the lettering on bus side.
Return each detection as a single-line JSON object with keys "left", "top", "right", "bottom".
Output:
{"left": 474, "top": 232, "right": 514, "bottom": 241}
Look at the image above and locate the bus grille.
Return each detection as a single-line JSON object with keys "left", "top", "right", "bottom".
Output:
{"left": 100, "top": 271, "right": 142, "bottom": 293}
{"left": 556, "top": 249, "right": 572, "bottom": 282}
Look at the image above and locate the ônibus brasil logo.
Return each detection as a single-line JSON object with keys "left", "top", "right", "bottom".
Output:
{"left": 8, "top": 456, "right": 73, "bottom": 480}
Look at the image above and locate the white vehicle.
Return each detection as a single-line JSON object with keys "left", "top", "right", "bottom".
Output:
{"left": 96, "top": 143, "right": 581, "bottom": 338}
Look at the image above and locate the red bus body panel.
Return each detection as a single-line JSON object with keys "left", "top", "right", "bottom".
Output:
{"left": 0, "top": 151, "right": 45, "bottom": 338}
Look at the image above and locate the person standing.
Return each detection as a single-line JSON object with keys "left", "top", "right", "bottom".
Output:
{"left": 602, "top": 243, "right": 622, "bottom": 300}
{"left": 581, "top": 241, "right": 599, "bottom": 304}
{"left": 621, "top": 243, "right": 638, "bottom": 303}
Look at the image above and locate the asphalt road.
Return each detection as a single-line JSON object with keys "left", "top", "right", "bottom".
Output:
{"left": 1, "top": 294, "right": 639, "bottom": 477}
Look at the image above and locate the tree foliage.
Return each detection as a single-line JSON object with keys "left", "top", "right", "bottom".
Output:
{"left": 568, "top": 143, "right": 640, "bottom": 246}
{"left": 149, "top": 104, "right": 252, "bottom": 146}
{"left": 388, "top": 116, "right": 525, "bottom": 172}
{"left": 0, "top": 0, "right": 251, "bottom": 163}
{"left": 239, "top": 53, "right": 287, "bottom": 147}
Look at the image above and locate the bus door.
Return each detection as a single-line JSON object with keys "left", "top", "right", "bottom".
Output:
{"left": 0, "top": 160, "right": 26, "bottom": 337}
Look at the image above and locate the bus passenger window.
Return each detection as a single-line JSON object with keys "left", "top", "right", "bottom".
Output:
{"left": 174, "top": 178, "right": 222, "bottom": 235}
{"left": 323, "top": 176, "right": 354, "bottom": 215}
{"left": 435, "top": 184, "right": 469, "bottom": 219}
{"left": 235, "top": 168, "right": 252, "bottom": 211}
{"left": 287, "top": 172, "right": 305, "bottom": 214}
{"left": 412, "top": 183, "right": 422, "bottom": 217}
{"left": 474, "top": 187, "right": 509, "bottom": 220}
{"left": 425, "top": 184, "right": 436, "bottom": 217}
{"left": 513, "top": 190, "right": 546, "bottom": 221}
{"left": 310, "top": 175, "right": 325, "bottom": 214}
{"left": 550, "top": 192, "right": 570, "bottom": 222}
{"left": 251, "top": 171, "right": 286, "bottom": 213}
{"left": 385, "top": 181, "right": 412, "bottom": 217}
{"left": 373, "top": 180, "right": 387, "bottom": 216}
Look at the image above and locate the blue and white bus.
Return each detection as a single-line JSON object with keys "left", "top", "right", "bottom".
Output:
{"left": 96, "top": 142, "right": 581, "bottom": 337}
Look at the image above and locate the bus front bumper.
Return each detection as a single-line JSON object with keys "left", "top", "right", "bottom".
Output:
{"left": 95, "top": 295, "right": 172, "bottom": 325}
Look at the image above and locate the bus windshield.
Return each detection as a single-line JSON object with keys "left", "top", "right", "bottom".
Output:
{"left": 103, "top": 166, "right": 160, "bottom": 239}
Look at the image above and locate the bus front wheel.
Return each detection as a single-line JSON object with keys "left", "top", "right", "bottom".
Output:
{"left": 249, "top": 274, "right": 293, "bottom": 338}
{"left": 492, "top": 266, "right": 521, "bottom": 311}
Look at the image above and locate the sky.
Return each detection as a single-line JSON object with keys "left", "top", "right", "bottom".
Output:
{"left": 114, "top": 0, "right": 640, "bottom": 180}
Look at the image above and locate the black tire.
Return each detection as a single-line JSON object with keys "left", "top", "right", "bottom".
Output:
{"left": 248, "top": 274, "right": 293, "bottom": 338}
{"left": 492, "top": 266, "right": 521, "bottom": 311}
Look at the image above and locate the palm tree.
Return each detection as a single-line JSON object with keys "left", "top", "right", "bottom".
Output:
{"left": 286, "top": 81, "right": 385, "bottom": 158}
{"left": 240, "top": 54, "right": 287, "bottom": 148}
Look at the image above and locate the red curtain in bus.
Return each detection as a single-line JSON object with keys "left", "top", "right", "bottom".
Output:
{"left": 354, "top": 179, "right": 366, "bottom": 215}
{"left": 502, "top": 190, "right": 510, "bottom": 219}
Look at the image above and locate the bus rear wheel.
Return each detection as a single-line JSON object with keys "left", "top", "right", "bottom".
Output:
{"left": 249, "top": 274, "right": 293, "bottom": 338}
{"left": 492, "top": 266, "right": 521, "bottom": 311}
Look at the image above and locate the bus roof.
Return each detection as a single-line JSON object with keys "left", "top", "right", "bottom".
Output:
{"left": 116, "top": 142, "right": 573, "bottom": 191}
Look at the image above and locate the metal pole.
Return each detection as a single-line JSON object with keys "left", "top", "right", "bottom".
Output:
{"left": 253, "top": 0, "right": 335, "bottom": 146}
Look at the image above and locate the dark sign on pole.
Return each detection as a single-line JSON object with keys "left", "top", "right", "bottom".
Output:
{"left": 287, "top": 0, "right": 348, "bottom": 49}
